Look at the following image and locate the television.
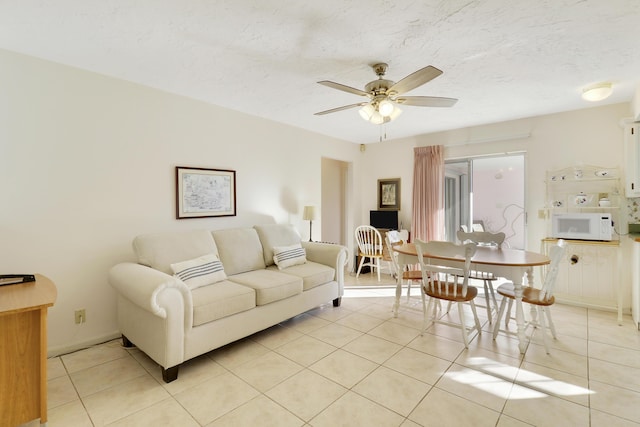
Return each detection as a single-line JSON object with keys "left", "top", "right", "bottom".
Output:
{"left": 370, "top": 210, "right": 398, "bottom": 230}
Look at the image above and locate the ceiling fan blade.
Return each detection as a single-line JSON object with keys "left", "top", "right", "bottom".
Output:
{"left": 396, "top": 96, "right": 458, "bottom": 108}
{"left": 314, "top": 102, "right": 368, "bottom": 116}
{"left": 318, "top": 80, "right": 370, "bottom": 97}
{"left": 388, "top": 66, "right": 443, "bottom": 95}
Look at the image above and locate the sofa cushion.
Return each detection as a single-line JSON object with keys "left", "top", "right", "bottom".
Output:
{"left": 211, "top": 228, "right": 266, "bottom": 276}
{"left": 170, "top": 253, "right": 227, "bottom": 290}
{"left": 228, "top": 270, "right": 302, "bottom": 305}
{"left": 266, "top": 261, "right": 335, "bottom": 291}
{"left": 254, "top": 224, "right": 302, "bottom": 267}
{"left": 273, "top": 244, "right": 306, "bottom": 269}
{"left": 134, "top": 229, "right": 219, "bottom": 275}
{"left": 191, "top": 281, "right": 256, "bottom": 326}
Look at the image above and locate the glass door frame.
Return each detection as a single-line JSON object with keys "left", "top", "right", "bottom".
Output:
{"left": 444, "top": 159, "right": 472, "bottom": 242}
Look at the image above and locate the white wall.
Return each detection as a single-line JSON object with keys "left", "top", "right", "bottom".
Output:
{"left": 0, "top": 49, "right": 361, "bottom": 354}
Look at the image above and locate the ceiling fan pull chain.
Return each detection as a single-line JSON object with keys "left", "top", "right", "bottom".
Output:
{"left": 379, "top": 124, "right": 388, "bottom": 143}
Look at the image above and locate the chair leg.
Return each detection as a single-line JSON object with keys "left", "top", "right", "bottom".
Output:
{"left": 544, "top": 306, "right": 557, "bottom": 339}
{"left": 483, "top": 281, "right": 492, "bottom": 323}
{"left": 488, "top": 282, "right": 498, "bottom": 310}
{"left": 487, "top": 280, "right": 498, "bottom": 319}
{"left": 376, "top": 258, "right": 381, "bottom": 281}
{"left": 422, "top": 296, "right": 433, "bottom": 335}
{"left": 537, "top": 306, "right": 551, "bottom": 354}
{"left": 505, "top": 298, "right": 514, "bottom": 327}
{"left": 469, "top": 300, "right": 482, "bottom": 334}
{"left": 356, "top": 256, "right": 365, "bottom": 278}
{"left": 493, "top": 297, "right": 508, "bottom": 340}
{"left": 457, "top": 302, "right": 470, "bottom": 348}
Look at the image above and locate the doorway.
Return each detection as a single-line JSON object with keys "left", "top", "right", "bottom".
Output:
{"left": 445, "top": 154, "right": 526, "bottom": 249}
{"left": 321, "top": 157, "right": 350, "bottom": 245}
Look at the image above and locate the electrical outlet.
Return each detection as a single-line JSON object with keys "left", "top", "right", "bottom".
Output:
{"left": 75, "top": 309, "right": 86, "bottom": 324}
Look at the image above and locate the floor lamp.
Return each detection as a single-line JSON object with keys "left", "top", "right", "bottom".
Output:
{"left": 303, "top": 206, "right": 316, "bottom": 242}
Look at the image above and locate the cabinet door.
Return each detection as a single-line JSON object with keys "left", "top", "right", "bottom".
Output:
{"left": 578, "top": 245, "right": 616, "bottom": 301}
{"left": 625, "top": 124, "right": 640, "bottom": 197}
{"left": 548, "top": 241, "right": 618, "bottom": 310}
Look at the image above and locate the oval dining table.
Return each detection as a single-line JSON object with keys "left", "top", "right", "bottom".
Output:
{"left": 392, "top": 242, "right": 550, "bottom": 353}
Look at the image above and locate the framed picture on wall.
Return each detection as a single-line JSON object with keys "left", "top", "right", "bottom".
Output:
{"left": 378, "top": 178, "right": 400, "bottom": 210}
{"left": 176, "top": 166, "right": 236, "bottom": 218}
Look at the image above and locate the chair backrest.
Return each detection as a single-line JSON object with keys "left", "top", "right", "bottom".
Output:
{"left": 384, "top": 235, "right": 400, "bottom": 275}
{"left": 457, "top": 230, "right": 505, "bottom": 248}
{"left": 538, "top": 239, "right": 567, "bottom": 301}
{"left": 415, "top": 239, "right": 477, "bottom": 298}
{"left": 355, "top": 225, "right": 383, "bottom": 256}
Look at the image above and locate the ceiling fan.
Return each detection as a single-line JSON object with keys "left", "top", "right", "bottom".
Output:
{"left": 314, "top": 63, "right": 457, "bottom": 124}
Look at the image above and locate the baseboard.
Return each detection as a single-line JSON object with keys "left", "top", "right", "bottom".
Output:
{"left": 47, "top": 331, "right": 121, "bottom": 358}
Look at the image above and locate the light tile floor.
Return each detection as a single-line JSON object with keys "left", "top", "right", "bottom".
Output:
{"left": 38, "top": 270, "right": 640, "bottom": 426}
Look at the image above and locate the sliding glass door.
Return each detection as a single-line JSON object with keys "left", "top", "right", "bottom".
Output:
{"left": 445, "top": 154, "right": 526, "bottom": 249}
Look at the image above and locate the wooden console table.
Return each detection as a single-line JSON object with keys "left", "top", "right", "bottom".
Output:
{"left": 0, "top": 274, "right": 57, "bottom": 427}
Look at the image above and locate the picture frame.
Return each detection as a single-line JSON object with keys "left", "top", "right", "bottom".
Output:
{"left": 176, "top": 166, "right": 236, "bottom": 219}
{"left": 378, "top": 178, "right": 401, "bottom": 210}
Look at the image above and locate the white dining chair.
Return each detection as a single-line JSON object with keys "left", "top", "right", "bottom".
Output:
{"left": 415, "top": 239, "right": 480, "bottom": 348}
{"left": 385, "top": 235, "right": 421, "bottom": 301}
{"left": 457, "top": 230, "right": 505, "bottom": 323}
{"left": 492, "top": 239, "right": 566, "bottom": 353}
{"left": 355, "top": 225, "right": 384, "bottom": 281}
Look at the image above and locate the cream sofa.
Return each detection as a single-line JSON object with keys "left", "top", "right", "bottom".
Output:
{"left": 108, "top": 224, "right": 348, "bottom": 382}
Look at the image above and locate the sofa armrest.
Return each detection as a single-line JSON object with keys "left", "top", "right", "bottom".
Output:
{"left": 109, "top": 262, "right": 193, "bottom": 323}
{"left": 302, "top": 242, "right": 349, "bottom": 286}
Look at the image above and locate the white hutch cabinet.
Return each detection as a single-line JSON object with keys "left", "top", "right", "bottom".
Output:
{"left": 542, "top": 165, "right": 623, "bottom": 323}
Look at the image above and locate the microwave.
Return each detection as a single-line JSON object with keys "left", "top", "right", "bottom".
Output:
{"left": 551, "top": 212, "right": 613, "bottom": 241}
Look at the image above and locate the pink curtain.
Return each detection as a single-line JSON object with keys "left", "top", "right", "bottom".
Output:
{"left": 412, "top": 145, "right": 445, "bottom": 242}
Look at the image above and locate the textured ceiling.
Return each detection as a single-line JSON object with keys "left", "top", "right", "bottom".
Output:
{"left": 1, "top": 1, "right": 640, "bottom": 144}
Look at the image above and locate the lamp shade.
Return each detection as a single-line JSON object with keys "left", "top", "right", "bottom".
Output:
{"left": 303, "top": 206, "right": 316, "bottom": 221}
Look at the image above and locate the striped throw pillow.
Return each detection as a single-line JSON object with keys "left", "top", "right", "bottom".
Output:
{"left": 272, "top": 244, "right": 306, "bottom": 270}
{"left": 171, "top": 254, "right": 227, "bottom": 290}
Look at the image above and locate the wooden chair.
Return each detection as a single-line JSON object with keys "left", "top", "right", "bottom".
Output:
{"left": 355, "top": 225, "right": 384, "bottom": 281}
{"left": 385, "top": 235, "right": 421, "bottom": 301}
{"left": 457, "top": 230, "right": 506, "bottom": 323}
{"left": 415, "top": 239, "right": 480, "bottom": 348}
{"left": 492, "top": 239, "right": 566, "bottom": 354}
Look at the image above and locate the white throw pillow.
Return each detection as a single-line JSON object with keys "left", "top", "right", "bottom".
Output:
{"left": 171, "top": 253, "right": 227, "bottom": 289}
{"left": 272, "top": 244, "right": 306, "bottom": 270}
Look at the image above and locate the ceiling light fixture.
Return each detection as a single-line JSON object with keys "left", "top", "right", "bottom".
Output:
{"left": 358, "top": 100, "right": 402, "bottom": 125}
{"left": 582, "top": 83, "right": 612, "bottom": 102}
{"left": 378, "top": 99, "right": 395, "bottom": 117}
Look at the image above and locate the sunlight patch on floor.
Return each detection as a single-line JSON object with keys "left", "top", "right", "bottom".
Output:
{"left": 456, "top": 357, "right": 594, "bottom": 400}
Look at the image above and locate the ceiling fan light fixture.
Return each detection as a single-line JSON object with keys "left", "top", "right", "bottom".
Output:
{"left": 358, "top": 104, "right": 375, "bottom": 121}
{"left": 378, "top": 99, "right": 395, "bottom": 117}
{"left": 389, "top": 106, "right": 402, "bottom": 120}
{"left": 370, "top": 111, "right": 386, "bottom": 125}
{"left": 582, "top": 83, "right": 612, "bottom": 102}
